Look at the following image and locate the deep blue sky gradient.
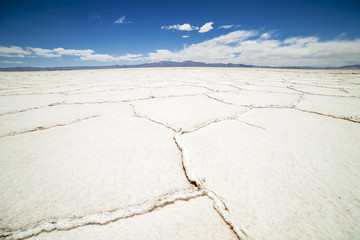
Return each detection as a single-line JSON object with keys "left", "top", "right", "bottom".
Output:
{"left": 1, "top": 0, "right": 360, "bottom": 66}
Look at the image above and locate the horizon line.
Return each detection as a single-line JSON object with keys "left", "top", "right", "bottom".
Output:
{"left": 1, "top": 60, "right": 360, "bottom": 72}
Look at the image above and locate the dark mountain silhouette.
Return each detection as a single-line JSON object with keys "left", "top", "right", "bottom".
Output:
{"left": 335, "top": 64, "right": 360, "bottom": 69}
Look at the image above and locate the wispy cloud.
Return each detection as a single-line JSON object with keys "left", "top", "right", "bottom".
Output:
{"left": 218, "top": 25, "right": 233, "bottom": 29}
{"left": 1, "top": 60, "right": 23, "bottom": 64}
{"left": 198, "top": 22, "right": 214, "bottom": 33}
{"left": 114, "top": 16, "right": 129, "bottom": 24}
{"left": 147, "top": 30, "right": 360, "bottom": 67}
{"left": 336, "top": 32, "right": 347, "bottom": 39}
{"left": 161, "top": 23, "right": 199, "bottom": 31}
{"left": 182, "top": 35, "right": 189, "bottom": 38}
{"left": 0, "top": 46, "right": 31, "bottom": 58}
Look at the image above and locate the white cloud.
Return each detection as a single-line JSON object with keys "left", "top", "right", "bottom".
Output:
{"left": 0, "top": 46, "right": 142, "bottom": 63}
{"left": 161, "top": 23, "right": 199, "bottom": 31}
{"left": 1, "top": 60, "right": 23, "bottom": 64}
{"left": 0, "top": 46, "right": 31, "bottom": 58}
{"left": 218, "top": 25, "right": 233, "bottom": 29}
{"left": 162, "top": 22, "right": 214, "bottom": 33}
{"left": 182, "top": 35, "right": 189, "bottom": 38}
{"left": 80, "top": 54, "right": 117, "bottom": 62}
{"left": 80, "top": 53, "right": 142, "bottom": 62}
{"left": 148, "top": 30, "right": 257, "bottom": 62}
{"left": 147, "top": 30, "right": 360, "bottom": 67}
{"left": 114, "top": 16, "right": 126, "bottom": 24}
{"left": 260, "top": 32, "right": 271, "bottom": 39}
{"left": 53, "top": 48, "right": 95, "bottom": 56}
{"left": 3, "top": 29, "right": 360, "bottom": 67}
{"left": 199, "top": 22, "right": 214, "bottom": 33}
{"left": 29, "top": 48, "right": 58, "bottom": 58}
{"left": 28, "top": 47, "right": 94, "bottom": 58}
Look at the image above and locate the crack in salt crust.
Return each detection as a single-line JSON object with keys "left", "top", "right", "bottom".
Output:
{"left": 1, "top": 188, "right": 203, "bottom": 240}
{"left": 174, "top": 132, "right": 249, "bottom": 240}
{"left": 0, "top": 115, "right": 101, "bottom": 138}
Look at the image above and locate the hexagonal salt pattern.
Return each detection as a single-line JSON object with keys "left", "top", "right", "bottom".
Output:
{"left": 1, "top": 68, "right": 359, "bottom": 240}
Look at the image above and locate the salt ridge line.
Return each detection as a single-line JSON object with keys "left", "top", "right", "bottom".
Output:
{"left": 182, "top": 110, "right": 251, "bottom": 134}
{"left": 131, "top": 99, "right": 254, "bottom": 239}
{"left": 205, "top": 92, "right": 360, "bottom": 124}
{"left": 1, "top": 188, "right": 204, "bottom": 240}
{"left": 129, "top": 103, "right": 178, "bottom": 132}
{"left": 0, "top": 92, "right": 215, "bottom": 116}
{"left": 205, "top": 93, "right": 300, "bottom": 109}
{"left": 174, "top": 132, "right": 249, "bottom": 240}
{"left": 287, "top": 85, "right": 360, "bottom": 98}
{"left": 130, "top": 101, "right": 250, "bottom": 239}
{"left": 0, "top": 115, "right": 101, "bottom": 138}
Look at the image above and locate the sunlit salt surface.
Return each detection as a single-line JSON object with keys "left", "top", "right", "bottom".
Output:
{"left": 0, "top": 68, "right": 359, "bottom": 240}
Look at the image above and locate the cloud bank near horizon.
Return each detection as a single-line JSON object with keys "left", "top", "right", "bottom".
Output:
{"left": 149, "top": 30, "right": 360, "bottom": 67}
{"left": 0, "top": 46, "right": 143, "bottom": 62}
{"left": 1, "top": 30, "right": 360, "bottom": 67}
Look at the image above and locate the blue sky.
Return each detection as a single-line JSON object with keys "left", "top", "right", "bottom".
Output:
{"left": 1, "top": 0, "right": 360, "bottom": 67}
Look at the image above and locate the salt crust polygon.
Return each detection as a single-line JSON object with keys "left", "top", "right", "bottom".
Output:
{"left": 132, "top": 95, "right": 247, "bottom": 131}
{"left": 0, "top": 115, "right": 191, "bottom": 231}
{"left": 183, "top": 108, "right": 360, "bottom": 240}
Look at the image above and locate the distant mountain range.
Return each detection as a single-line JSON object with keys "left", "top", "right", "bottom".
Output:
{"left": 334, "top": 64, "right": 360, "bottom": 69}
{"left": 0, "top": 61, "right": 359, "bottom": 71}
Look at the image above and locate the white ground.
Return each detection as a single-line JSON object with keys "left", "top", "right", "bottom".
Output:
{"left": 0, "top": 68, "right": 359, "bottom": 240}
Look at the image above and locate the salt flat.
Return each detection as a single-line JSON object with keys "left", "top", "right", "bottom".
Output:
{"left": 0, "top": 68, "right": 359, "bottom": 240}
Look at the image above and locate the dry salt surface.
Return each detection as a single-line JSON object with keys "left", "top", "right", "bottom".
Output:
{"left": 0, "top": 68, "right": 359, "bottom": 240}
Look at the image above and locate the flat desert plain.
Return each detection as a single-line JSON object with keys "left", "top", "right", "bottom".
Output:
{"left": 0, "top": 67, "right": 360, "bottom": 240}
